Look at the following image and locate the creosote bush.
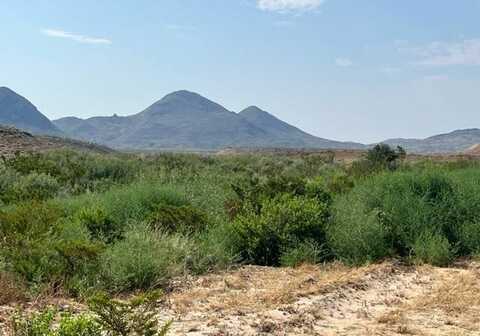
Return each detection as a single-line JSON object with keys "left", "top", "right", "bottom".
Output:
{"left": 230, "top": 194, "right": 330, "bottom": 266}
{"left": 99, "top": 223, "right": 192, "bottom": 292}
{"left": 328, "top": 168, "right": 480, "bottom": 265}
{"left": 147, "top": 204, "right": 208, "bottom": 234}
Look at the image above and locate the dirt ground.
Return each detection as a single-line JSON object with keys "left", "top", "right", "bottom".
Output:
{"left": 160, "top": 260, "right": 480, "bottom": 335}
{"left": 1, "top": 260, "right": 480, "bottom": 335}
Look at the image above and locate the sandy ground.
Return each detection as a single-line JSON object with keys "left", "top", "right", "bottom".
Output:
{"left": 2, "top": 260, "right": 480, "bottom": 335}
{"left": 161, "top": 261, "right": 480, "bottom": 335}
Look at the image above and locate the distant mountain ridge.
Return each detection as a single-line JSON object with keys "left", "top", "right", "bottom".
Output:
{"left": 54, "top": 90, "right": 365, "bottom": 150}
{"left": 2, "top": 86, "right": 480, "bottom": 153}
{"left": 0, "top": 87, "right": 62, "bottom": 136}
{"left": 382, "top": 129, "right": 480, "bottom": 154}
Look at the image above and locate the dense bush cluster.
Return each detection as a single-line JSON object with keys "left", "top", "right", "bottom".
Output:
{"left": 227, "top": 175, "right": 331, "bottom": 266}
{"left": 3, "top": 146, "right": 480, "bottom": 319}
{"left": 329, "top": 168, "right": 480, "bottom": 265}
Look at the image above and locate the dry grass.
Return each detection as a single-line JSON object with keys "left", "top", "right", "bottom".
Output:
{"left": 4, "top": 261, "right": 480, "bottom": 335}
{"left": 0, "top": 271, "right": 27, "bottom": 305}
{"left": 375, "top": 264, "right": 480, "bottom": 335}
{"left": 414, "top": 270, "right": 480, "bottom": 314}
{"left": 168, "top": 262, "right": 388, "bottom": 315}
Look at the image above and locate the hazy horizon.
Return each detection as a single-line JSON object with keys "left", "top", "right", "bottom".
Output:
{"left": 1, "top": 0, "right": 479, "bottom": 143}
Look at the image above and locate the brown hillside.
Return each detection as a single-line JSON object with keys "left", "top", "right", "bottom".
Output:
{"left": 464, "top": 144, "right": 480, "bottom": 155}
{"left": 0, "top": 125, "right": 113, "bottom": 156}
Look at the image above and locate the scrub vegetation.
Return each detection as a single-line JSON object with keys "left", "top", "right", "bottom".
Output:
{"left": 2, "top": 146, "right": 480, "bottom": 334}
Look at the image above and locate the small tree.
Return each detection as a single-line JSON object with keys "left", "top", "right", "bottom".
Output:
{"left": 365, "top": 144, "right": 406, "bottom": 170}
{"left": 88, "top": 291, "right": 171, "bottom": 336}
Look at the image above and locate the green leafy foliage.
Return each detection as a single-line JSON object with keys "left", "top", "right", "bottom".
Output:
{"left": 329, "top": 168, "right": 480, "bottom": 264}
{"left": 147, "top": 205, "right": 208, "bottom": 234}
{"left": 75, "top": 206, "right": 119, "bottom": 243}
{"left": 88, "top": 291, "right": 171, "bottom": 336}
{"left": 411, "top": 232, "right": 453, "bottom": 266}
{"left": 230, "top": 194, "right": 330, "bottom": 266}
{"left": 280, "top": 240, "right": 327, "bottom": 267}
{"left": 11, "top": 309, "right": 56, "bottom": 336}
{"left": 350, "top": 144, "right": 406, "bottom": 176}
{"left": 99, "top": 223, "right": 192, "bottom": 292}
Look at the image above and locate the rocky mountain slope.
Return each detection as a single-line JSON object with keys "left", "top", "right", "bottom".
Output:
{"left": 0, "top": 125, "right": 113, "bottom": 156}
{"left": 0, "top": 87, "right": 62, "bottom": 136}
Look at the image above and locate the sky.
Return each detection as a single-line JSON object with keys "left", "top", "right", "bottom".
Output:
{"left": 1, "top": 0, "right": 480, "bottom": 143}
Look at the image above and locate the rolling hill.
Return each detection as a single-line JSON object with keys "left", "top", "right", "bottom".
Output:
{"left": 382, "top": 129, "right": 480, "bottom": 154}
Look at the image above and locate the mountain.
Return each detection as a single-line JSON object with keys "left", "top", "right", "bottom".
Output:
{"left": 5, "top": 87, "right": 478, "bottom": 154}
{"left": 54, "top": 90, "right": 365, "bottom": 151}
{"left": 239, "top": 106, "right": 364, "bottom": 149}
{"left": 0, "top": 87, "right": 62, "bottom": 136}
{"left": 382, "top": 129, "right": 480, "bottom": 154}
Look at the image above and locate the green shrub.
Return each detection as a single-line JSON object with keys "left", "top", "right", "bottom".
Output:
{"left": 12, "top": 173, "right": 60, "bottom": 202}
{"left": 280, "top": 240, "right": 327, "bottom": 267}
{"left": 329, "top": 169, "right": 476, "bottom": 265}
{"left": 11, "top": 308, "right": 56, "bottom": 336}
{"left": 11, "top": 309, "right": 107, "bottom": 336}
{"left": 147, "top": 205, "right": 208, "bottom": 234}
{"left": 100, "top": 183, "right": 187, "bottom": 228}
{"left": 229, "top": 174, "right": 331, "bottom": 219}
{"left": 324, "top": 172, "right": 355, "bottom": 194}
{"left": 3, "top": 151, "right": 139, "bottom": 196}
{"left": 0, "top": 165, "right": 20, "bottom": 204}
{"left": 75, "top": 206, "right": 118, "bottom": 243}
{"left": 328, "top": 200, "right": 389, "bottom": 265}
{"left": 58, "top": 182, "right": 188, "bottom": 235}
{"left": 0, "top": 202, "right": 62, "bottom": 242}
{"left": 187, "top": 223, "right": 236, "bottom": 274}
{"left": 56, "top": 314, "right": 102, "bottom": 336}
{"left": 412, "top": 232, "right": 453, "bottom": 266}
{"left": 365, "top": 144, "right": 405, "bottom": 170}
{"left": 0, "top": 171, "right": 59, "bottom": 204}
{"left": 350, "top": 144, "right": 406, "bottom": 176}
{"left": 0, "top": 203, "right": 63, "bottom": 282}
{"left": 99, "top": 223, "right": 191, "bottom": 292}
{"left": 88, "top": 291, "right": 171, "bottom": 336}
{"left": 230, "top": 194, "right": 329, "bottom": 266}
{"left": 0, "top": 203, "right": 102, "bottom": 287}
{"left": 458, "top": 221, "right": 480, "bottom": 255}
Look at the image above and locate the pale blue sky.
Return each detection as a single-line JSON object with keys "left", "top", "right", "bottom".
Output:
{"left": 1, "top": 0, "right": 480, "bottom": 143}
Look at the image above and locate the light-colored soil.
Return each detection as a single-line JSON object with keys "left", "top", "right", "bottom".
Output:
{"left": 2, "top": 261, "right": 480, "bottom": 335}
{"left": 464, "top": 144, "right": 480, "bottom": 156}
{"left": 161, "top": 261, "right": 480, "bottom": 335}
